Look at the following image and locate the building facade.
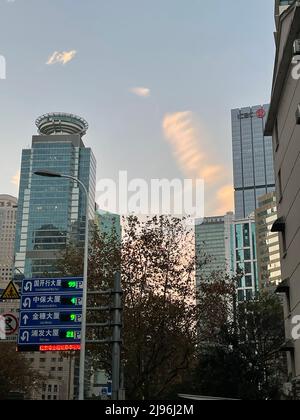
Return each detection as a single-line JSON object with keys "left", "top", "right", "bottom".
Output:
{"left": 195, "top": 212, "right": 234, "bottom": 283}
{"left": 14, "top": 113, "right": 96, "bottom": 279}
{"left": 255, "top": 192, "right": 281, "bottom": 290}
{"left": 231, "top": 105, "right": 275, "bottom": 219}
{"left": 265, "top": 1, "right": 300, "bottom": 395}
{"left": 233, "top": 217, "right": 258, "bottom": 303}
{"left": 0, "top": 195, "right": 17, "bottom": 288}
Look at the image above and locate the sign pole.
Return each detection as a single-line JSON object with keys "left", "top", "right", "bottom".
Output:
{"left": 112, "top": 272, "right": 122, "bottom": 401}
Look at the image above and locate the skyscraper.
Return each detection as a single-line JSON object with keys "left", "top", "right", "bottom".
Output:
{"left": 195, "top": 212, "right": 234, "bottom": 283}
{"left": 231, "top": 105, "right": 275, "bottom": 219}
{"left": 14, "top": 113, "right": 96, "bottom": 278}
{"left": 0, "top": 195, "right": 17, "bottom": 288}
{"left": 255, "top": 192, "right": 281, "bottom": 290}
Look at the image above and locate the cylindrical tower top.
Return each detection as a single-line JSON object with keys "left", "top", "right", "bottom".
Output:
{"left": 36, "top": 113, "right": 89, "bottom": 136}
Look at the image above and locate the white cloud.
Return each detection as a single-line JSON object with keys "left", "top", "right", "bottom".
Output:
{"left": 46, "top": 50, "right": 77, "bottom": 66}
{"left": 130, "top": 87, "right": 151, "bottom": 98}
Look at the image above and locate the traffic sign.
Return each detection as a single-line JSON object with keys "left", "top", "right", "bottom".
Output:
{"left": 18, "top": 327, "right": 81, "bottom": 345}
{"left": 1, "top": 313, "right": 19, "bottom": 336}
{"left": 18, "top": 277, "right": 83, "bottom": 352}
{"left": 21, "top": 294, "right": 83, "bottom": 310}
{"left": 1, "top": 281, "right": 20, "bottom": 300}
{"left": 22, "top": 278, "right": 83, "bottom": 295}
{"left": 20, "top": 311, "right": 82, "bottom": 327}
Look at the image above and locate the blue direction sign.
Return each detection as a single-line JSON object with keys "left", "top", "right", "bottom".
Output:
{"left": 20, "top": 311, "right": 82, "bottom": 327}
{"left": 18, "top": 277, "right": 83, "bottom": 351}
{"left": 18, "top": 327, "right": 81, "bottom": 345}
{"left": 21, "top": 294, "right": 83, "bottom": 310}
{"left": 22, "top": 278, "right": 83, "bottom": 294}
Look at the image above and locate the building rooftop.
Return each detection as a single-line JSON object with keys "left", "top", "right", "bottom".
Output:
{"left": 36, "top": 113, "right": 89, "bottom": 137}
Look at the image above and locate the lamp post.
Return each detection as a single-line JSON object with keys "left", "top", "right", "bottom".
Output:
{"left": 34, "top": 170, "right": 89, "bottom": 401}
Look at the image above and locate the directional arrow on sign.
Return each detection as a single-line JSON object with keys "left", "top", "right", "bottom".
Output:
{"left": 22, "top": 315, "right": 29, "bottom": 326}
{"left": 22, "top": 298, "right": 31, "bottom": 309}
{"left": 24, "top": 282, "right": 33, "bottom": 292}
{"left": 21, "top": 331, "right": 29, "bottom": 342}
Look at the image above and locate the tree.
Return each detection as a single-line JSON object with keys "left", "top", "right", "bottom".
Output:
{"left": 174, "top": 280, "right": 287, "bottom": 400}
{"left": 58, "top": 215, "right": 202, "bottom": 400}
{"left": 0, "top": 343, "right": 43, "bottom": 399}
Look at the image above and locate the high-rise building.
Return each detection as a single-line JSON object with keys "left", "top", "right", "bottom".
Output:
{"left": 233, "top": 216, "right": 258, "bottom": 303}
{"left": 0, "top": 195, "right": 17, "bottom": 288}
{"left": 15, "top": 113, "right": 96, "bottom": 400}
{"left": 195, "top": 212, "right": 234, "bottom": 283}
{"left": 231, "top": 105, "right": 275, "bottom": 219}
{"left": 14, "top": 113, "right": 96, "bottom": 279}
{"left": 95, "top": 210, "right": 121, "bottom": 242}
{"left": 265, "top": 1, "right": 300, "bottom": 396}
{"left": 255, "top": 192, "right": 281, "bottom": 290}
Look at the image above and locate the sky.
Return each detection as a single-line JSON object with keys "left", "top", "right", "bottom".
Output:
{"left": 0, "top": 0, "right": 276, "bottom": 216}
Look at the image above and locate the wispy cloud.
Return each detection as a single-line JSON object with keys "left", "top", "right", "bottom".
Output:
{"left": 162, "top": 111, "right": 233, "bottom": 216}
{"left": 46, "top": 50, "right": 77, "bottom": 65}
{"left": 215, "top": 184, "right": 234, "bottom": 215}
{"left": 130, "top": 87, "right": 151, "bottom": 98}
{"left": 11, "top": 171, "right": 20, "bottom": 188}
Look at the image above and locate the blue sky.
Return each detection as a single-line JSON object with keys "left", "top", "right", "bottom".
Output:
{"left": 0, "top": 0, "right": 275, "bottom": 215}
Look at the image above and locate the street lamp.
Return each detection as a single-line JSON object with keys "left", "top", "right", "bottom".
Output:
{"left": 34, "top": 170, "right": 89, "bottom": 401}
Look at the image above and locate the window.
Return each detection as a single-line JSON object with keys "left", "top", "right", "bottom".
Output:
{"left": 40, "top": 358, "right": 46, "bottom": 363}
{"left": 53, "top": 395, "right": 57, "bottom": 400}
{"left": 42, "top": 395, "right": 45, "bottom": 400}
{"left": 246, "top": 290, "right": 253, "bottom": 301}
{"left": 238, "top": 290, "right": 245, "bottom": 302}
{"left": 48, "top": 385, "right": 52, "bottom": 393}
{"left": 245, "top": 276, "right": 253, "bottom": 288}
{"left": 58, "top": 367, "right": 63, "bottom": 372}
{"left": 245, "top": 262, "right": 252, "bottom": 274}
{"left": 243, "top": 224, "right": 250, "bottom": 247}
{"left": 244, "top": 249, "right": 251, "bottom": 261}
{"left": 47, "top": 395, "right": 52, "bottom": 400}
{"left": 53, "top": 385, "right": 58, "bottom": 393}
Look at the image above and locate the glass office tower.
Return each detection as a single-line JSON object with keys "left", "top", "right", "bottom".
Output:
{"left": 14, "top": 113, "right": 96, "bottom": 278}
{"left": 195, "top": 213, "right": 234, "bottom": 284}
{"left": 231, "top": 105, "right": 275, "bottom": 219}
{"left": 233, "top": 217, "right": 258, "bottom": 302}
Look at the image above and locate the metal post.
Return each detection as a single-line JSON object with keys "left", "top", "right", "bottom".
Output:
{"left": 112, "top": 272, "right": 122, "bottom": 400}
{"left": 78, "top": 181, "right": 89, "bottom": 401}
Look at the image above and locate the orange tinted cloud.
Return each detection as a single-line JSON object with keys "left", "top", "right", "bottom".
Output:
{"left": 215, "top": 184, "right": 234, "bottom": 215}
{"left": 162, "top": 111, "right": 233, "bottom": 216}
{"left": 11, "top": 171, "right": 20, "bottom": 188}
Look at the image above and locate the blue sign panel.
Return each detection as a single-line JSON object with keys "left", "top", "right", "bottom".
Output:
{"left": 22, "top": 278, "right": 83, "bottom": 294}
{"left": 18, "top": 327, "right": 81, "bottom": 346}
{"left": 20, "top": 311, "right": 82, "bottom": 327}
{"left": 21, "top": 294, "right": 83, "bottom": 310}
{"left": 18, "top": 277, "right": 83, "bottom": 351}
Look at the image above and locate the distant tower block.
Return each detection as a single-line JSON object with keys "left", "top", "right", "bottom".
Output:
{"left": 36, "top": 113, "right": 89, "bottom": 137}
